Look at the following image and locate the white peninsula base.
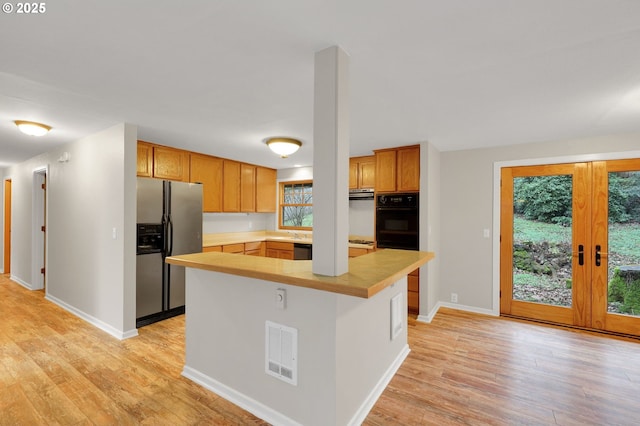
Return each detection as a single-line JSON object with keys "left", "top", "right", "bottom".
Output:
{"left": 181, "top": 268, "right": 409, "bottom": 426}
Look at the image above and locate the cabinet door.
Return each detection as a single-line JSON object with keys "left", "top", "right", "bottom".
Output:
{"left": 240, "top": 164, "right": 256, "bottom": 212}
{"left": 349, "top": 158, "right": 358, "bottom": 189}
{"left": 137, "top": 141, "right": 153, "bottom": 177}
{"left": 375, "top": 150, "right": 397, "bottom": 192}
{"left": 190, "top": 153, "right": 223, "bottom": 212}
{"left": 266, "top": 249, "right": 278, "bottom": 258}
{"left": 256, "top": 167, "right": 277, "bottom": 212}
{"left": 359, "top": 158, "right": 376, "bottom": 189}
{"left": 278, "top": 250, "right": 295, "bottom": 260}
{"left": 222, "top": 243, "right": 245, "bottom": 253}
{"left": 348, "top": 247, "right": 369, "bottom": 258}
{"left": 397, "top": 146, "right": 420, "bottom": 191}
{"left": 223, "top": 160, "right": 241, "bottom": 212}
{"left": 154, "top": 145, "right": 190, "bottom": 182}
{"left": 244, "top": 241, "right": 265, "bottom": 256}
{"left": 408, "top": 268, "right": 420, "bottom": 313}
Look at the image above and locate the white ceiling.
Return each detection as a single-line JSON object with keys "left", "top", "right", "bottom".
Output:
{"left": 2, "top": 0, "right": 640, "bottom": 169}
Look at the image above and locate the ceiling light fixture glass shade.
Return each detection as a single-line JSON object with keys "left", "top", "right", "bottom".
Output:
{"left": 15, "top": 120, "right": 52, "bottom": 136}
{"left": 266, "top": 137, "right": 302, "bottom": 158}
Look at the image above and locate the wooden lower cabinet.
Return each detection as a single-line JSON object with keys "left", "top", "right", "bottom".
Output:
{"left": 204, "top": 242, "right": 264, "bottom": 256}
{"left": 348, "top": 247, "right": 375, "bottom": 258}
{"left": 408, "top": 268, "right": 420, "bottom": 313}
{"left": 244, "top": 241, "right": 265, "bottom": 256}
{"left": 265, "top": 241, "right": 294, "bottom": 259}
{"left": 222, "top": 243, "right": 245, "bottom": 254}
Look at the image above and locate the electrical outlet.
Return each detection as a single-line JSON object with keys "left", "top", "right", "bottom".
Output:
{"left": 276, "top": 288, "right": 286, "bottom": 310}
{"left": 451, "top": 293, "right": 458, "bottom": 303}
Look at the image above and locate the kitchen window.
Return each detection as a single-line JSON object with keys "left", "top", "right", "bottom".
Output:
{"left": 279, "top": 180, "right": 313, "bottom": 230}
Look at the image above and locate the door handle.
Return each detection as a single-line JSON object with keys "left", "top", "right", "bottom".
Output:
{"left": 167, "top": 216, "right": 174, "bottom": 256}
{"left": 595, "top": 245, "right": 601, "bottom": 267}
{"left": 578, "top": 244, "right": 584, "bottom": 266}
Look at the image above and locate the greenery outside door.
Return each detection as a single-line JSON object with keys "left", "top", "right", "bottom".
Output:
{"left": 500, "top": 160, "right": 640, "bottom": 336}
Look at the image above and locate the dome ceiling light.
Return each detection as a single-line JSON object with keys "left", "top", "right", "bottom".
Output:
{"left": 266, "top": 137, "right": 301, "bottom": 158}
{"left": 15, "top": 120, "right": 52, "bottom": 136}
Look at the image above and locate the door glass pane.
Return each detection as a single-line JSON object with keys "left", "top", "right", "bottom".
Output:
{"left": 512, "top": 175, "right": 573, "bottom": 307}
{"left": 607, "top": 171, "right": 640, "bottom": 316}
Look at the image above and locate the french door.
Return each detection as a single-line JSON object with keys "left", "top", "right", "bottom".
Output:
{"left": 500, "top": 159, "right": 640, "bottom": 336}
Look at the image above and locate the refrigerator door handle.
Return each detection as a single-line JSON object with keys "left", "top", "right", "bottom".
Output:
{"left": 167, "top": 215, "right": 174, "bottom": 256}
{"left": 161, "top": 214, "right": 169, "bottom": 257}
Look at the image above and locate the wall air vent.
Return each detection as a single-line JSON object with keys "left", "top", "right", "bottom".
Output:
{"left": 265, "top": 321, "right": 298, "bottom": 386}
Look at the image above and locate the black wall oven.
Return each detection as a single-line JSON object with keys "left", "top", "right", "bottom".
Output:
{"left": 376, "top": 193, "right": 419, "bottom": 250}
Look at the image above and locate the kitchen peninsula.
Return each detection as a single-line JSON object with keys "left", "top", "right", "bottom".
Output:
{"left": 166, "top": 248, "right": 434, "bottom": 425}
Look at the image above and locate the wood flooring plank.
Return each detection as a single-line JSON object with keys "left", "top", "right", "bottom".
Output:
{"left": 1, "top": 275, "right": 639, "bottom": 425}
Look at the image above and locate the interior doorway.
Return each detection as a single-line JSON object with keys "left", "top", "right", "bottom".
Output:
{"left": 3, "top": 179, "right": 11, "bottom": 274}
{"left": 500, "top": 159, "right": 640, "bottom": 336}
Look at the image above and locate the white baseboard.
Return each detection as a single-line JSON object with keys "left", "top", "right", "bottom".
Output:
{"left": 417, "top": 302, "right": 497, "bottom": 324}
{"left": 10, "top": 274, "right": 33, "bottom": 290}
{"left": 347, "top": 344, "right": 411, "bottom": 426}
{"left": 183, "top": 344, "right": 410, "bottom": 426}
{"left": 182, "top": 366, "right": 302, "bottom": 426}
{"left": 45, "top": 293, "right": 138, "bottom": 340}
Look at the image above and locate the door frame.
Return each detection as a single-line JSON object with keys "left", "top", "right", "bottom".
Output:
{"left": 3, "top": 178, "right": 11, "bottom": 274}
{"left": 32, "top": 167, "right": 47, "bottom": 290}
{"left": 492, "top": 150, "right": 640, "bottom": 316}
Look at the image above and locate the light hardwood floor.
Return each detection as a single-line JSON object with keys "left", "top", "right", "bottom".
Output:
{"left": 1, "top": 274, "right": 639, "bottom": 425}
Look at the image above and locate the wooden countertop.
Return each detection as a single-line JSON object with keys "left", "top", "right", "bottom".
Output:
{"left": 166, "top": 249, "right": 434, "bottom": 298}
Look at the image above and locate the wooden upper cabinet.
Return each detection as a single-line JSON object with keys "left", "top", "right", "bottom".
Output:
{"left": 349, "top": 156, "right": 376, "bottom": 190}
{"left": 374, "top": 145, "right": 420, "bottom": 193}
{"left": 153, "top": 145, "right": 190, "bottom": 182}
{"left": 240, "top": 163, "right": 256, "bottom": 212}
{"left": 397, "top": 146, "right": 420, "bottom": 191}
{"left": 256, "top": 167, "right": 277, "bottom": 212}
{"left": 223, "top": 160, "right": 241, "bottom": 212}
{"left": 349, "top": 159, "right": 358, "bottom": 189}
{"left": 137, "top": 140, "right": 278, "bottom": 214}
{"left": 375, "top": 150, "right": 398, "bottom": 192}
{"left": 359, "top": 157, "right": 376, "bottom": 189}
{"left": 190, "top": 153, "right": 223, "bottom": 212}
{"left": 137, "top": 141, "right": 153, "bottom": 177}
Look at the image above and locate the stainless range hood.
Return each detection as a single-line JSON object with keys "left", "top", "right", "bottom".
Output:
{"left": 349, "top": 188, "right": 374, "bottom": 200}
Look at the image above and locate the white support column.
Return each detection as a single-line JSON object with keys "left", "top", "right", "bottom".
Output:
{"left": 312, "top": 46, "right": 350, "bottom": 276}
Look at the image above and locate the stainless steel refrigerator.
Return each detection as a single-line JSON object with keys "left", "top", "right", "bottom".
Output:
{"left": 136, "top": 177, "right": 202, "bottom": 327}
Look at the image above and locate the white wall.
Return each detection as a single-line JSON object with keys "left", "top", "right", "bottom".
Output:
{"left": 203, "top": 212, "right": 275, "bottom": 234}
{"left": 6, "top": 123, "right": 138, "bottom": 338}
{"left": 439, "top": 132, "right": 640, "bottom": 314}
{"left": 0, "top": 167, "right": 4, "bottom": 272}
{"left": 348, "top": 199, "right": 374, "bottom": 237}
{"left": 419, "top": 141, "right": 441, "bottom": 318}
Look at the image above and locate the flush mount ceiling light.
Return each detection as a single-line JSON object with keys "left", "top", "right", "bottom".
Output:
{"left": 15, "top": 120, "right": 52, "bottom": 136}
{"left": 266, "top": 137, "right": 302, "bottom": 158}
